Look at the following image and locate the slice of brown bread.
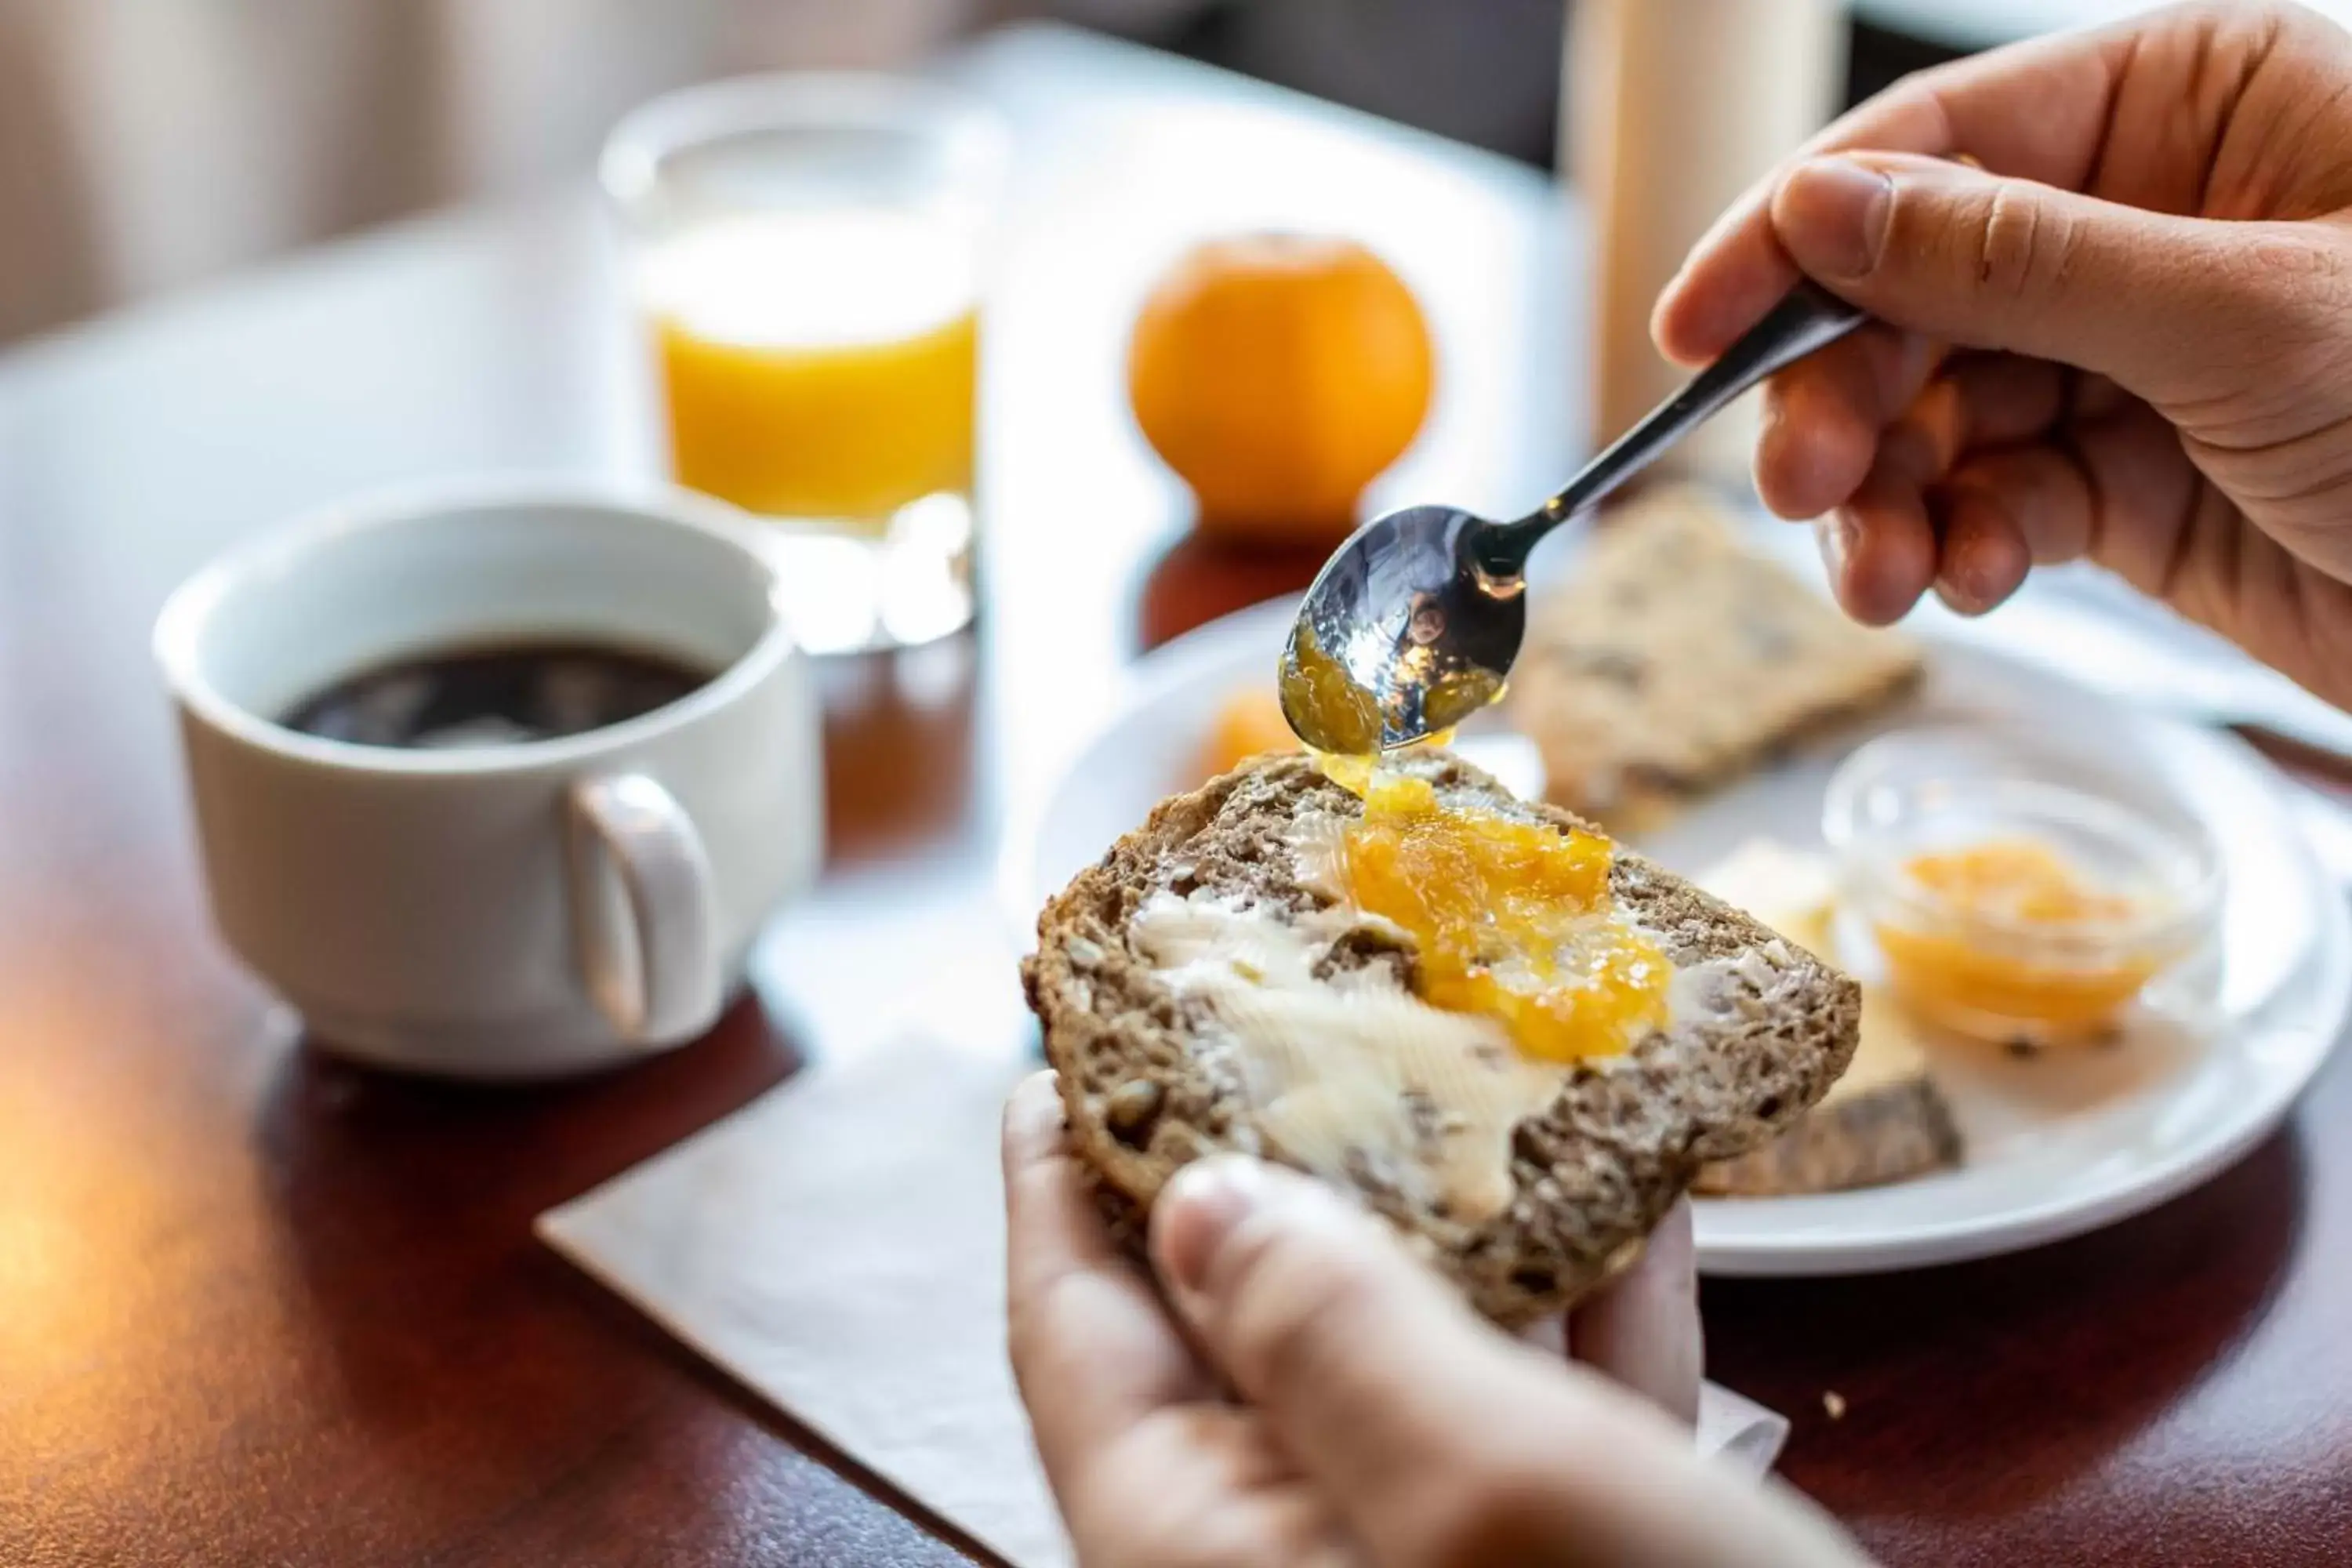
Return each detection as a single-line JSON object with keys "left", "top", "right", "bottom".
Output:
{"left": 1508, "top": 485, "right": 1923, "bottom": 826}
{"left": 1021, "top": 750, "right": 1860, "bottom": 1325}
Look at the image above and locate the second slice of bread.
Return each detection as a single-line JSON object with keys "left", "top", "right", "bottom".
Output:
{"left": 1508, "top": 486, "right": 1923, "bottom": 824}
{"left": 1022, "top": 751, "right": 1860, "bottom": 1324}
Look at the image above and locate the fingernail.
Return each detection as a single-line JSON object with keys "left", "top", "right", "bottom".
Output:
{"left": 1006, "top": 1071, "right": 1063, "bottom": 1139}
{"left": 1936, "top": 524, "right": 2002, "bottom": 612}
{"left": 1152, "top": 1155, "right": 1268, "bottom": 1295}
{"left": 1648, "top": 274, "right": 1685, "bottom": 350}
{"left": 1816, "top": 510, "right": 1857, "bottom": 579}
{"left": 1780, "top": 158, "right": 1893, "bottom": 281}
{"left": 1937, "top": 557, "right": 2010, "bottom": 617}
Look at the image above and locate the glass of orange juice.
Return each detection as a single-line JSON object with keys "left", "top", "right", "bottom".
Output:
{"left": 602, "top": 76, "right": 1004, "bottom": 653}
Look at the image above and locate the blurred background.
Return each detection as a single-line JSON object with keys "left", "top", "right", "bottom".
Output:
{"left": 0, "top": 0, "right": 1997, "bottom": 347}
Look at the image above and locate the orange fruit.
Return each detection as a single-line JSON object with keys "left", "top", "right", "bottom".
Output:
{"left": 1128, "top": 234, "right": 1435, "bottom": 546}
{"left": 1200, "top": 686, "right": 1302, "bottom": 777}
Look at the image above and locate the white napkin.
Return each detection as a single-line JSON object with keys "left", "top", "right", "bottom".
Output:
{"left": 539, "top": 1037, "right": 1791, "bottom": 1568}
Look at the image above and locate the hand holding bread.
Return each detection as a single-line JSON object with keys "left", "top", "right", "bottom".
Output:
{"left": 1004, "top": 1074, "right": 1870, "bottom": 1568}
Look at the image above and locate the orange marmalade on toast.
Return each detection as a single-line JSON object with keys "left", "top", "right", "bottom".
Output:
{"left": 1319, "top": 760, "right": 1671, "bottom": 1062}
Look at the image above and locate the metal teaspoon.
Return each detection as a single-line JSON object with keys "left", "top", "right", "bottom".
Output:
{"left": 1279, "top": 280, "right": 1866, "bottom": 753}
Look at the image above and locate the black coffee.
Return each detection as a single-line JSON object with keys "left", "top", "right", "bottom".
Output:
{"left": 282, "top": 639, "right": 716, "bottom": 749}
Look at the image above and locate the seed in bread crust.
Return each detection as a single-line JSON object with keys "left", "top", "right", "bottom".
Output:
{"left": 1104, "top": 1080, "right": 1165, "bottom": 1147}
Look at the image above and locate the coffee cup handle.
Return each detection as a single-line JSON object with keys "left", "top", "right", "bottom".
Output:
{"left": 564, "top": 774, "right": 724, "bottom": 1047}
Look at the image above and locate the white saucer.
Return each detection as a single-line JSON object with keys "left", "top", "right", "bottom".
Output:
{"left": 1003, "top": 597, "right": 2351, "bottom": 1277}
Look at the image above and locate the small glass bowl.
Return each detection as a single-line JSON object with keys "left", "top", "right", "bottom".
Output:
{"left": 1822, "top": 724, "right": 2223, "bottom": 1046}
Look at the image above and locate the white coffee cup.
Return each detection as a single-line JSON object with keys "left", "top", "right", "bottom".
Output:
{"left": 154, "top": 481, "right": 823, "bottom": 1079}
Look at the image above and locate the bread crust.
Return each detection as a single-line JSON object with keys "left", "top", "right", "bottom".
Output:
{"left": 1021, "top": 752, "right": 1860, "bottom": 1324}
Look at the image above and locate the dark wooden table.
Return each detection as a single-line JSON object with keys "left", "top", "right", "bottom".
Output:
{"left": 2, "top": 24, "right": 2346, "bottom": 1567}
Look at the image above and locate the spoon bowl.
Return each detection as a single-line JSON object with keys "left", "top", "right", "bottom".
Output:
{"left": 1279, "top": 505, "right": 1523, "bottom": 753}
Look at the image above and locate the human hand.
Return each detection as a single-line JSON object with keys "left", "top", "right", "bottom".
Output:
{"left": 1655, "top": 1, "right": 2352, "bottom": 710}
{"left": 1002, "top": 1073, "right": 1868, "bottom": 1566}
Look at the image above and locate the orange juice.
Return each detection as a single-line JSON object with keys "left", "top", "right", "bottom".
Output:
{"left": 643, "top": 209, "right": 978, "bottom": 528}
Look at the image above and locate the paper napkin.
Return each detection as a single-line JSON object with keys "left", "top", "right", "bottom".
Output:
{"left": 539, "top": 1037, "right": 1791, "bottom": 1568}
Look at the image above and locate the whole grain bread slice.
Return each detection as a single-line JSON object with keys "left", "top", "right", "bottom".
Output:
{"left": 1508, "top": 485, "right": 1923, "bottom": 826}
{"left": 1021, "top": 750, "right": 1860, "bottom": 1324}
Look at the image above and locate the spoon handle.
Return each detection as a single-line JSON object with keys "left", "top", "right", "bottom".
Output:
{"left": 1475, "top": 281, "right": 1866, "bottom": 579}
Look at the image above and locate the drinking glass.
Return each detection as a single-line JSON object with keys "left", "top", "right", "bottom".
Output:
{"left": 603, "top": 75, "right": 1006, "bottom": 653}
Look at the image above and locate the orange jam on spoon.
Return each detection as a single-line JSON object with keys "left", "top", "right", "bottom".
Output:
{"left": 1279, "top": 622, "right": 1385, "bottom": 757}
{"left": 1330, "top": 769, "right": 1671, "bottom": 1062}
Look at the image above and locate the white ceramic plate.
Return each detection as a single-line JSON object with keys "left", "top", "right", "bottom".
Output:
{"left": 1003, "top": 597, "right": 2352, "bottom": 1276}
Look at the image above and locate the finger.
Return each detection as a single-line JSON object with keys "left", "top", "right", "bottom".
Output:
{"left": 2067, "top": 400, "right": 2220, "bottom": 608}
{"left": 1872, "top": 370, "right": 1969, "bottom": 489}
{"left": 1823, "top": 363, "right": 2062, "bottom": 622}
{"left": 1933, "top": 401, "right": 2244, "bottom": 621}
{"left": 1003, "top": 1072, "right": 1210, "bottom": 1496}
{"left": 1939, "top": 353, "right": 2070, "bottom": 450}
{"left": 1930, "top": 489, "right": 2032, "bottom": 617}
{"left": 1939, "top": 442, "right": 2097, "bottom": 572}
{"left": 1757, "top": 340, "right": 2067, "bottom": 530}
{"left": 1754, "top": 325, "right": 1941, "bottom": 518}
{"left": 1654, "top": 21, "right": 2133, "bottom": 365}
{"left": 1877, "top": 372, "right": 2027, "bottom": 619}
{"left": 1149, "top": 1156, "right": 1651, "bottom": 1549}
{"left": 1822, "top": 464, "right": 1940, "bottom": 627}
{"left": 1147, "top": 1155, "right": 1527, "bottom": 1516}
{"left": 2069, "top": 403, "right": 2352, "bottom": 706}
{"left": 1928, "top": 394, "right": 2272, "bottom": 630}
{"left": 1566, "top": 1200, "right": 1701, "bottom": 1425}
{"left": 1867, "top": 354, "right": 2069, "bottom": 597}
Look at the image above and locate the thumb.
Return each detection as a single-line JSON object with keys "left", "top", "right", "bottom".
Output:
{"left": 1771, "top": 151, "right": 2332, "bottom": 401}
{"left": 1149, "top": 1156, "right": 1674, "bottom": 1555}
{"left": 1149, "top": 1156, "right": 1871, "bottom": 1568}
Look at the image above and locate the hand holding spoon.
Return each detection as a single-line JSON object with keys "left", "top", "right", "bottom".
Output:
{"left": 1279, "top": 281, "right": 1865, "bottom": 753}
